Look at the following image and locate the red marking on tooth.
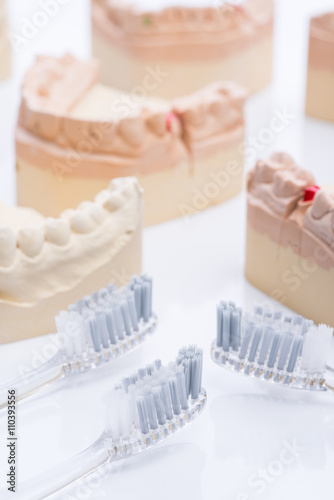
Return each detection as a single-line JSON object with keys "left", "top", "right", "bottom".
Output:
{"left": 303, "top": 185, "right": 320, "bottom": 202}
{"left": 228, "top": 3, "right": 244, "bottom": 13}
{"left": 166, "top": 112, "right": 177, "bottom": 132}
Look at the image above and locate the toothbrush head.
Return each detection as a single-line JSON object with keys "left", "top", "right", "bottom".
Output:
{"left": 104, "top": 345, "right": 206, "bottom": 459}
{"left": 55, "top": 274, "right": 157, "bottom": 373}
{"left": 212, "top": 301, "right": 333, "bottom": 391}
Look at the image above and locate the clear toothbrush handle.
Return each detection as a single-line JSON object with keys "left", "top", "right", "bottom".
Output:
{"left": 10, "top": 437, "right": 111, "bottom": 500}
{"left": 325, "top": 365, "right": 334, "bottom": 392}
{"left": 0, "top": 351, "right": 65, "bottom": 410}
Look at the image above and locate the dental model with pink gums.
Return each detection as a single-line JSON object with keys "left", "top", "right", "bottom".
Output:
{"left": 245, "top": 153, "right": 334, "bottom": 327}
{"left": 16, "top": 54, "right": 246, "bottom": 225}
{"left": 306, "top": 11, "right": 334, "bottom": 122}
{"left": 91, "top": 0, "right": 273, "bottom": 97}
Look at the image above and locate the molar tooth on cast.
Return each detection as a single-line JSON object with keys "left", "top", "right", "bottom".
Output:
{"left": 183, "top": 104, "right": 207, "bottom": 127}
{"left": 267, "top": 151, "right": 295, "bottom": 169}
{"left": 146, "top": 113, "right": 167, "bottom": 136}
{"left": 273, "top": 171, "right": 309, "bottom": 198}
{"left": 45, "top": 218, "right": 71, "bottom": 246}
{"left": 118, "top": 117, "right": 146, "bottom": 147}
{"left": 63, "top": 118, "right": 93, "bottom": 146}
{"left": 253, "top": 158, "right": 280, "bottom": 183}
{"left": 70, "top": 211, "right": 97, "bottom": 233}
{"left": 17, "top": 227, "right": 44, "bottom": 258}
{"left": 61, "top": 208, "right": 76, "bottom": 220}
{"left": 109, "top": 176, "right": 139, "bottom": 193}
{"left": 104, "top": 193, "right": 125, "bottom": 212}
{"left": 77, "top": 201, "right": 107, "bottom": 224}
{"left": 210, "top": 99, "right": 229, "bottom": 119}
{"left": 304, "top": 204, "right": 334, "bottom": 249}
{"left": 120, "top": 181, "right": 138, "bottom": 198}
{"left": 311, "top": 190, "right": 334, "bottom": 219}
{"left": 94, "top": 189, "right": 111, "bottom": 205}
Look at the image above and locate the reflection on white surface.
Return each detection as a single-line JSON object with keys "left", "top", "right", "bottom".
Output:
{"left": 210, "top": 392, "right": 330, "bottom": 466}
{"left": 64, "top": 443, "right": 206, "bottom": 500}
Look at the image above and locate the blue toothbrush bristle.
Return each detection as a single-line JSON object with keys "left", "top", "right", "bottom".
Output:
{"left": 55, "top": 274, "right": 155, "bottom": 361}
{"left": 212, "top": 300, "right": 333, "bottom": 389}
{"left": 108, "top": 346, "right": 204, "bottom": 439}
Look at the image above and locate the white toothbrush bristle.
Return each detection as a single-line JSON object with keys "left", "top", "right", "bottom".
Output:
{"left": 301, "top": 324, "right": 333, "bottom": 374}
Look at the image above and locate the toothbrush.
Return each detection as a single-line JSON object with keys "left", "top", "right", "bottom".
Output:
{"left": 0, "top": 274, "right": 157, "bottom": 409}
{"left": 211, "top": 301, "right": 334, "bottom": 392}
{"left": 15, "top": 345, "right": 206, "bottom": 500}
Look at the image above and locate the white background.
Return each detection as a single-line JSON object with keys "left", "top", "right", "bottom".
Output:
{"left": 1, "top": 0, "right": 334, "bottom": 498}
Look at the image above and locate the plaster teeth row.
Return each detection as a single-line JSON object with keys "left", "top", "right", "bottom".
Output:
{"left": 0, "top": 178, "right": 139, "bottom": 266}
{"left": 19, "top": 98, "right": 182, "bottom": 146}
{"left": 106, "top": 2, "right": 250, "bottom": 35}
{"left": 19, "top": 55, "right": 247, "bottom": 152}
{"left": 248, "top": 153, "right": 316, "bottom": 217}
{"left": 250, "top": 152, "right": 334, "bottom": 246}
{"left": 19, "top": 55, "right": 180, "bottom": 145}
{"left": 173, "top": 82, "right": 246, "bottom": 134}
{"left": 252, "top": 153, "right": 315, "bottom": 196}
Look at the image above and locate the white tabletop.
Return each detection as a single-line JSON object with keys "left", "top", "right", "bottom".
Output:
{"left": 1, "top": 0, "right": 334, "bottom": 498}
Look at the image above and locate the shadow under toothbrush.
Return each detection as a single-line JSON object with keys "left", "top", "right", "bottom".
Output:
{"left": 210, "top": 391, "right": 334, "bottom": 469}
